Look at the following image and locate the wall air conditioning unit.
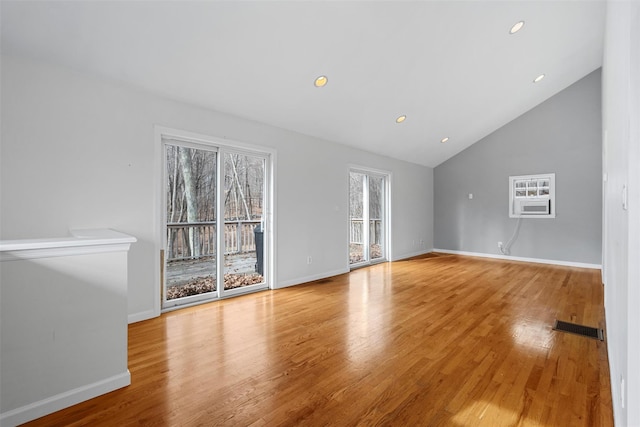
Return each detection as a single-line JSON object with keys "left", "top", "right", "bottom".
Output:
{"left": 509, "top": 173, "right": 556, "bottom": 218}
{"left": 514, "top": 199, "right": 551, "bottom": 216}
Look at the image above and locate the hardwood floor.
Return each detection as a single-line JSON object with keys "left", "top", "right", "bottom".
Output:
{"left": 23, "top": 254, "right": 613, "bottom": 426}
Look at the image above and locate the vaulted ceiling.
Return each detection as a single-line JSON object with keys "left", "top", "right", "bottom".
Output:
{"left": 1, "top": 1, "right": 605, "bottom": 167}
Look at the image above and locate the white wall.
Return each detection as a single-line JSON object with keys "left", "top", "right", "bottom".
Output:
{"left": 0, "top": 55, "right": 434, "bottom": 322}
{"left": 0, "top": 231, "right": 133, "bottom": 425}
{"left": 602, "top": 1, "right": 640, "bottom": 425}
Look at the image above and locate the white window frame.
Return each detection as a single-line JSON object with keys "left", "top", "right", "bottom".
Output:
{"left": 348, "top": 165, "right": 391, "bottom": 267}
{"left": 154, "top": 126, "right": 276, "bottom": 316}
{"left": 509, "top": 173, "right": 556, "bottom": 218}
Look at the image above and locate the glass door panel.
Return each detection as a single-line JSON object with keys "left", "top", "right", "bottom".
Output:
{"left": 349, "top": 172, "right": 366, "bottom": 265}
{"left": 164, "top": 143, "right": 218, "bottom": 307}
{"left": 162, "top": 134, "right": 271, "bottom": 309}
{"left": 369, "top": 175, "right": 385, "bottom": 261}
{"left": 222, "top": 152, "right": 267, "bottom": 293}
{"left": 349, "top": 170, "right": 387, "bottom": 267}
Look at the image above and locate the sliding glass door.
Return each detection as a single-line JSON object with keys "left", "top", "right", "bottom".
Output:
{"left": 349, "top": 169, "right": 388, "bottom": 267}
{"left": 164, "top": 143, "right": 218, "bottom": 305}
{"left": 221, "top": 152, "right": 266, "bottom": 295}
{"left": 162, "top": 138, "right": 269, "bottom": 309}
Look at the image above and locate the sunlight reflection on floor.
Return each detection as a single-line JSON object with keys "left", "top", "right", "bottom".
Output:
{"left": 510, "top": 318, "right": 556, "bottom": 354}
{"left": 345, "top": 268, "right": 390, "bottom": 366}
{"left": 453, "top": 400, "right": 521, "bottom": 426}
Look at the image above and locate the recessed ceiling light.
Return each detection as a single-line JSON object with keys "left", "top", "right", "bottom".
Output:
{"left": 441, "top": 137, "right": 449, "bottom": 143}
{"left": 396, "top": 115, "right": 407, "bottom": 123}
{"left": 533, "top": 74, "right": 545, "bottom": 83}
{"left": 314, "top": 75, "right": 328, "bottom": 87}
{"left": 509, "top": 21, "right": 525, "bottom": 34}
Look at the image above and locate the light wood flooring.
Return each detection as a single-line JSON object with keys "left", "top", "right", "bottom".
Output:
{"left": 23, "top": 253, "right": 613, "bottom": 426}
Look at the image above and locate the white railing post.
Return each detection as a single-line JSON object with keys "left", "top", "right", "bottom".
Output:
{"left": 236, "top": 220, "right": 241, "bottom": 254}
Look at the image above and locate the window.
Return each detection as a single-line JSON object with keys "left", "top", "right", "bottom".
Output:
{"left": 349, "top": 169, "right": 389, "bottom": 266}
{"left": 158, "top": 127, "right": 273, "bottom": 310}
{"left": 509, "top": 173, "right": 555, "bottom": 218}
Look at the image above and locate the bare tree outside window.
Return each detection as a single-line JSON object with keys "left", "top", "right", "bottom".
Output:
{"left": 349, "top": 171, "right": 385, "bottom": 265}
{"left": 164, "top": 143, "right": 266, "bottom": 302}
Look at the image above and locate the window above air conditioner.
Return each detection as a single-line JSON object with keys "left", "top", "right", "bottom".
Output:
{"left": 509, "top": 173, "right": 556, "bottom": 218}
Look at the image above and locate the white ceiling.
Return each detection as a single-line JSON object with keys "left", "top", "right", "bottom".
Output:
{"left": 1, "top": 0, "right": 605, "bottom": 167}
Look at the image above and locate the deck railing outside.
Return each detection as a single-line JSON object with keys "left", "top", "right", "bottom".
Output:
{"left": 167, "top": 220, "right": 261, "bottom": 261}
{"left": 169, "top": 218, "right": 381, "bottom": 261}
{"left": 349, "top": 218, "right": 382, "bottom": 245}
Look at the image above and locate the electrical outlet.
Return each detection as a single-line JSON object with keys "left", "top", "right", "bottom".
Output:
{"left": 307, "top": 256, "right": 312, "bottom": 264}
{"left": 497, "top": 241, "right": 503, "bottom": 250}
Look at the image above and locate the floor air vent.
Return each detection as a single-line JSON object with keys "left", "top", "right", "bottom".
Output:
{"left": 553, "top": 320, "right": 604, "bottom": 341}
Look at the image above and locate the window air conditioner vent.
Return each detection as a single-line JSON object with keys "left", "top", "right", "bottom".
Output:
{"left": 518, "top": 200, "right": 550, "bottom": 215}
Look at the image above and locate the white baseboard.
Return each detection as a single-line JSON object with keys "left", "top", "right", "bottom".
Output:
{"left": 276, "top": 268, "right": 350, "bottom": 289}
{"left": 276, "top": 253, "right": 439, "bottom": 289}
{"left": 433, "top": 248, "right": 602, "bottom": 270}
{"left": 0, "top": 371, "right": 131, "bottom": 427}
{"left": 390, "top": 249, "right": 433, "bottom": 262}
{"left": 128, "top": 308, "right": 157, "bottom": 324}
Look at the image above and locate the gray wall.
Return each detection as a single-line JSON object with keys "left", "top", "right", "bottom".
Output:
{"left": 434, "top": 69, "right": 602, "bottom": 265}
